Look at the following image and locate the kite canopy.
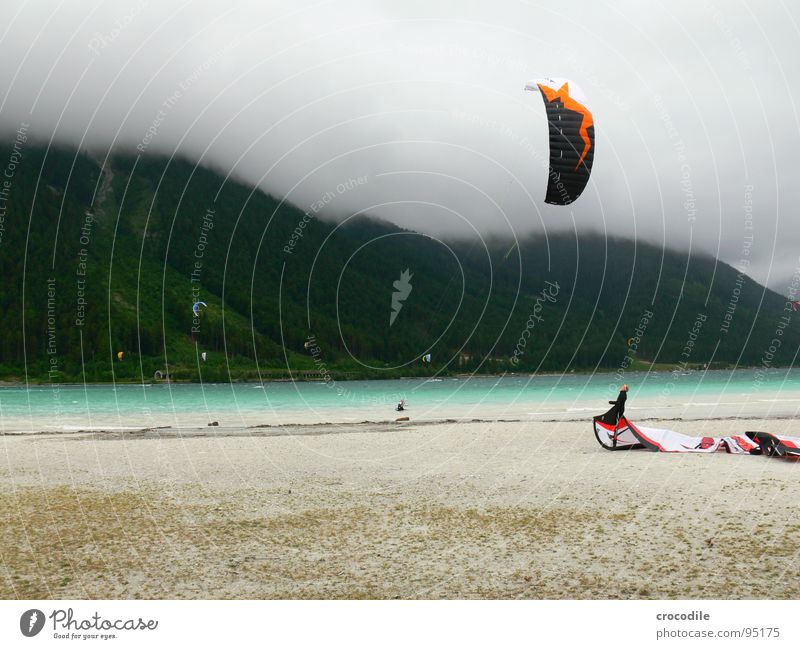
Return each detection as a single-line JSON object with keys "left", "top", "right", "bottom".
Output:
{"left": 525, "top": 77, "right": 594, "bottom": 205}
{"left": 192, "top": 301, "right": 208, "bottom": 317}
{"left": 593, "top": 404, "right": 800, "bottom": 458}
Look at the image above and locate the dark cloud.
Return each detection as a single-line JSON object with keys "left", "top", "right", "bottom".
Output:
{"left": 1, "top": 0, "right": 798, "bottom": 289}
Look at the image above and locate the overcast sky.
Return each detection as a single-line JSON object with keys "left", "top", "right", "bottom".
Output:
{"left": 1, "top": 0, "right": 798, "bottom": 289}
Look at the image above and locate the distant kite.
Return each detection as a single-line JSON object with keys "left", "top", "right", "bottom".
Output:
{"left": 192, "top": 301, "right": 208, "bottom": 317}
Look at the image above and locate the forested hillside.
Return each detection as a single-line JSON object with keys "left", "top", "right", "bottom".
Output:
{"left": 0, "top": 144, "right": 796, "bottom": 382}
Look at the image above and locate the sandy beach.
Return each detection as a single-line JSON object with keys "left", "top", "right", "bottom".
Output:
{"left": 2, "top": 415, "right": 799, "bottom": 600}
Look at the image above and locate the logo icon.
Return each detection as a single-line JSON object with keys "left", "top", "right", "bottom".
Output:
{"left": 390, "top": 269, "right": 413, "bottom": 326}
{"left": 20, "top": 609, "right": 45, "bottom": 637}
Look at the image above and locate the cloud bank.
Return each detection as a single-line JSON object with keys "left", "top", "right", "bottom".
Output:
{"left": 1, "top": 0, "right": 798, "bottom": 288}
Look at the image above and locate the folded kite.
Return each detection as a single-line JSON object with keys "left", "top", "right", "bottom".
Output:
{"left": 593, "top": 404, "right": 800, "bottom": 459}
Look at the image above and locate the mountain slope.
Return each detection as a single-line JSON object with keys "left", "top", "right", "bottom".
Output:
{"left": 0, "top": 144, "right": 796, "bottom": 382}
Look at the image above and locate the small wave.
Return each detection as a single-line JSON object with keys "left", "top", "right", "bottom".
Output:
{"left": 755, "top": 398, "right": 800, "bottom": 403}
{"left": 61, "top": 425, "right": 138, "bottom": 431}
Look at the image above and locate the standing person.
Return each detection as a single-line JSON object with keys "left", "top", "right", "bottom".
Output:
{"left": 608, "top": 384, "right": 629, "bottom": 446}
{"left": 593, "top": 385, "right": 631, "bottom": 449}
{"left": 611, "top": 384, "right": 628, "bottom": 421}
{"left": 594, "top": 384, "right": 630, "bottom": 426}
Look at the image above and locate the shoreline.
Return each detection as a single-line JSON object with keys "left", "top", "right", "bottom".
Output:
{"left": 5, "top": 411, "right": 800, "bottom": 438}
{"left": 0, "top": 364, "right": 752, "bottom": 387}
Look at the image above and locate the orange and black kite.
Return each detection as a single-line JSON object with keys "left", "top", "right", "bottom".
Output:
{"left": 525, "top": 78, "right": 595, "bottom": 205}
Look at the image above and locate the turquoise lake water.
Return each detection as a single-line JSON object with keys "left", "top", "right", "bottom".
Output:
{"left": 2, "top": 369, "right": 799, "bottom": 425}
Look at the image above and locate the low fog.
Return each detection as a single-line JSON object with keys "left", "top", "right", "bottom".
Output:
{"left": 1, "top": 0, "right": 798, "bottom": 289}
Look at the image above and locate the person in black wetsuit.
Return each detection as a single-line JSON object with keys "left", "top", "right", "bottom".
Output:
{"left": 592, "top": 385, "right": 631, "bottom": 448}
{"left": 608, "top": 384, "right": 628, "bottom": 422}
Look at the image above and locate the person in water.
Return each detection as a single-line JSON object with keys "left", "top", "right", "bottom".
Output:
{"left": 608, "top": 384, "right": 628, "bottom": 422}
{"left": 396, "top": 399, "right": 405, "bottom": 412}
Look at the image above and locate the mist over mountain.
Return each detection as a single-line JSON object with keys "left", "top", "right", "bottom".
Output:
{"left": 1, "top": 143, "right": 797, "bottom": 383}
{"left": 0, "top": 0, "right": 798, "bottom": 290}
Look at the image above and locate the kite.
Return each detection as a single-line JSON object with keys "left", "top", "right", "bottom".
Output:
{"left": 192, "top": 301, "right": 208, "bottom": 317}
{"left": 116, "top": 351, "right": 124, "bottom": 361}
{"left": 525, "top": 77, "right": 595, "bottom": 205}
{"left": 422, "top": 353, "right": 432, "bottom": 363}
{"left": 201, "top": 352, "right": 207, "bottom": 362}
{"left": 593, "top": 404, "right": 800, "bottom": 458}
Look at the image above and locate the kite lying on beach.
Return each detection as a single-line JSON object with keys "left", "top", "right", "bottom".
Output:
{"left": 593, "top": 404, "right": 800, "bottom": 459}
